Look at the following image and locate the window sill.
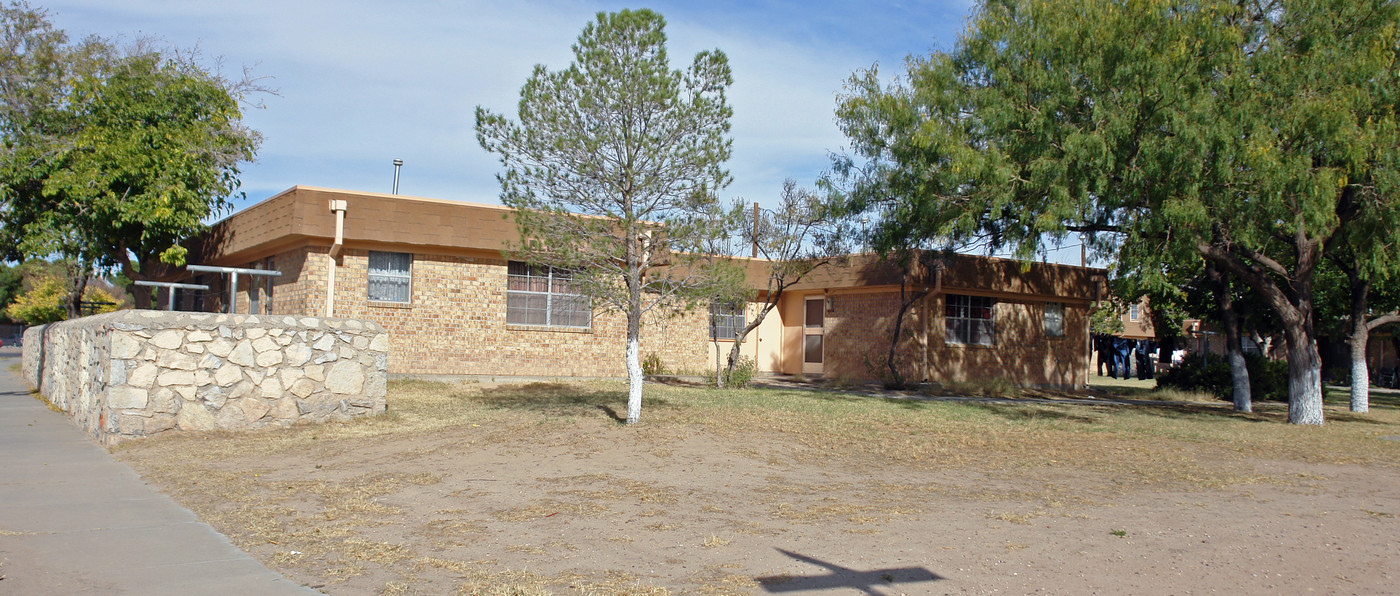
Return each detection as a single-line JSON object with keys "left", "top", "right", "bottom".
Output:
{"left": 946, "top": 342, "right": 996, "bottom": 349}
{"left": 368, "top": 300, "right": 412, "bottom": 309}
{"left": 506, "top": 324, "right": 591, "bottom": 334}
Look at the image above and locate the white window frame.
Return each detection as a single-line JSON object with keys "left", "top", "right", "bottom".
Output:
{"left": 368, "top": 251, "right": 412, "bottom": 303}
{"left": 1044, "top": 302, "right": 1065, "bottom": 337}
{"left": 507, "top": 262, "right": 590, "bottom": 328}
{"left": 709, "top": 301, "right": 745, "bottom": 341}
{"left": 945, "top": 294, "right": 995, "bottom": 346}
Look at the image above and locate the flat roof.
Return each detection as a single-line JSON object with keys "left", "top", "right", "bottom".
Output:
{"left": 192, "top": 186, "right": 1105, "bottom": 302}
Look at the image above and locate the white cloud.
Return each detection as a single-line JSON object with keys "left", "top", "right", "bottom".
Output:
{"left": 41, "top": 1, "right": 969, "bottom": 211}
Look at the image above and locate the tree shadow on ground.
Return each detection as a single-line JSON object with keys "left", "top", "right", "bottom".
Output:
{"left": 963, "top": 403, "right": 1103, "bottom": 424}
{"left": 1324, "top": 387, "right": 1400, "bottom": 409}
{"left": 754, "top": 549, "right": 943, "bottom": 595}
{"left": 645, "top": 375, "right": 710, "bottom": 388}
{"left": 473, "top": 382, "right": 677, "bottom": 422}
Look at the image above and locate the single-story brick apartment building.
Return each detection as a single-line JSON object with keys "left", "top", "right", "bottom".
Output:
{"left": 179, "top": 186, "right": 1105, "bottom": 387}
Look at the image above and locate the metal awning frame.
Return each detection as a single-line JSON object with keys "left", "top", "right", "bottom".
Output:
{"left": 185, "top": 264, "right": 283, "bottom": 314}
{"left": 133, "top": 280, "right": 211, "bottom": 311}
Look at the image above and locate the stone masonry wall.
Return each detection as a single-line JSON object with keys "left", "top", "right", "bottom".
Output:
{"left": 22, "top": 310, "right": 387, "bottom": 445}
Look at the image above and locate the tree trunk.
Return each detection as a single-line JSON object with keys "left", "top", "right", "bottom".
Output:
{"left": 121, "top": 260, "right": 154, "bottom": 309}
{"left": 723, "top": 288, "right": 786, "bottom": 382}
{"left": 1197, "top": 237, "right": 1323, "bottom": 425}
{"left": 885, "top": 279, "right": 929, "bottom": 389}
{"left": 712, "top": 317, "right": 725, "bottom": 388}
{"left": 1349, "top": 331, "right": 1369, "bottom": 413}
{"left": 626, "top": 311, "right": 643, "bottom": 424}
{"left": 713, "top": 336, "right": 724, "bottom": 388}
{"left": 66, "top": 269, "right": 89, "bottom": 320}
{"left": 1283, "top": 325, "right": 1325, "bottom": 425}
{"left": 1207, "top": 263, "right": 1251, "bottom": 412}
{"left": 722, "top": 330, "right": 741, "bottom": 384}
{"left": 723, "top": 313, "right": 754, "bottom": 382}
{"left": 1345, "top": 273, "right": 1371, "bottom": 413}
{"left": 1225, "top": 337, "right": 1251, "bottom": 413}
{"left": 625, "top": 218, "right": 645, "bottom": 424}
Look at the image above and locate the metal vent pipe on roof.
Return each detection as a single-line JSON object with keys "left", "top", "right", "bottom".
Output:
{"left": 392, "top": 158, "right": 403, "bottom": 195}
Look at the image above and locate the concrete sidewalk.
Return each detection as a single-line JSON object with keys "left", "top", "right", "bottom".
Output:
{"left": 0, "top": 348, "right": 317, "bottom": 595}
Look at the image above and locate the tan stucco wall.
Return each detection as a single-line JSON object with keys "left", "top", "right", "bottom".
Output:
{"left": 698, "top": 300, "right": 785, "bottom": 374}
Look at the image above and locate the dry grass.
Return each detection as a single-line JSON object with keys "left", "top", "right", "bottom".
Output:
{"left": 701, "top": 534, "right": 731, "bottom": 548}
{"left": 111, "top": 378, "right": 1400, "bottom": 594}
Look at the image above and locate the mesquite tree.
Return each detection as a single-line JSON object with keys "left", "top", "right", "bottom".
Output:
{"left": 829, "top": 0, "right": 1400, "bottom": 424}
{"left": 476, "top": 9, "right": 733, "bottom": 424}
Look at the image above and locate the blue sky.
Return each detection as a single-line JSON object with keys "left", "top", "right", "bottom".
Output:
{"left": 42, "top": 1, "right": 975, "bottom": 213}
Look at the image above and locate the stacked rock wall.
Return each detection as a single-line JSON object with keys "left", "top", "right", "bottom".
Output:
{"left": 22, "top": 310, "right": 387, "bottom": 445}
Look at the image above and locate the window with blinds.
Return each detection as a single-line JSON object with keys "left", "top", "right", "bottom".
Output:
{"left": 368, "top": 251, "right": 412, "bottom": 303}
{"left": 945, "top": 294, "right": 995, "bottom": 346}
{"left": 507, "top": 262, "right": 590, "bottom": 328}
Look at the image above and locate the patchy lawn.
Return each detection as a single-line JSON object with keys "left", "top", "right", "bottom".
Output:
{"left": 114, "top": 379, "right": 1400, "bottom": 595}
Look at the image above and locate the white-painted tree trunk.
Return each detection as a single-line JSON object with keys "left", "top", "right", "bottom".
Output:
{"left": 1285, "top": 331, "right": 1325, "bottom": 425}
{"left": 626, "top": 334, "right": 642, "bottom": 424}
{"left": 1350, "top": 356, "right": 1369, "bottom": 414}
{"left": 1347, "top": 280, "right": 1371, "bottom": 413}
{"left": 1227, "top": 349, "right": 1252, "bottom": 413}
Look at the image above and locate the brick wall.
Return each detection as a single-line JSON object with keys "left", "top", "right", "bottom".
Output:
{"left": 823, "top": 291, "right": 926, "bottom": 383}
{"left": 308, "top": 248, "right": 714, "bottom": 378}
{"left": 820, "top": 290, "right": 1087, "bottom": 388}
{"left": 199, "top": 241, "right": 1087, "bottom": 385}
{"left": 926, "top": 294, "right": 1088, "bottom": 388}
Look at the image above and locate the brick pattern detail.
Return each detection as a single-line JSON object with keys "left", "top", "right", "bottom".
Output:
{"left": 822, "top": 291, "right": 1088, "bottom": 387}
{"left": 199, "top": 245, "right": 325, "bottom": 318}
{"left": 280, "top": 248, "right": 717, "bottom": 377}
{"left": 823, "top": 292, "right": 927, "bottom": 383}
{"left": 196, "top": 244, "right": 1087, "bottom": 385}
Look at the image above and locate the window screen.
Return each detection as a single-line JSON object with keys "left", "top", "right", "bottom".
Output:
{"left": 368, "top": 251, "right": 412, "bottom": 303}
{"left": 507, "top": 262, "right": 589, "bottom": 328}
{"left": 709, "top": 301, "right": 745, "bottom": 340}
{"left": 945, "top": 294, "right": 995, "bottom": 346}
{"left": 1044, "top": 302, "right": 1064, "bottom": 337}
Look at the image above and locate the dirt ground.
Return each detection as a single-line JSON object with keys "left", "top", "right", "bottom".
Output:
{"left": 114, "top": 381, "right": 1400, "bottom": 595}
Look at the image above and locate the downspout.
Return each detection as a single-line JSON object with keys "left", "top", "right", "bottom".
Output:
{"left": 1087, "top": 273, "right": 1102, "bottom": 388}
{"left": 326, "top": 199, "right": 347, "bottom": 317}
{"left": 927, "top": 264, "right": 942, "bottom": 383}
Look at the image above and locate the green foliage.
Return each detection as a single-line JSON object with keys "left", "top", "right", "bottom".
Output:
{"left": 0, "top": 264, "right": 22, "bottom": 319}
{"left": 6, "top": 275, "right": 65, "bottom": 324}
{"left": 0, "top": 4, "right": 261, "bottom": 284}
{"left": 474, "top": 8, "right": 734, "bottom": 315}
{"left": 1157, "top": 354, "right": 1288, "bottom": 403}
{"left": 1090, "top": 302, "right": 1124, "bottom": 335}
{"left": 476, "top": 9, "right": 734, "bottom": 423}
{"left": 83, "top": 285, "right": 122, "bottom": 315}
{"left": 641, "top": 353, "right": 666, "bottom": 376}
{"left": 829, "top": 0, "right": 1400, "bottom": 424}
{"left": 717, "top": 356, "right": 756, "bottom": 389}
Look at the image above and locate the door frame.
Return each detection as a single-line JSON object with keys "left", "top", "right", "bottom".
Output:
{"left": 802, "top": 295, "right": 825, "bottom": 375}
